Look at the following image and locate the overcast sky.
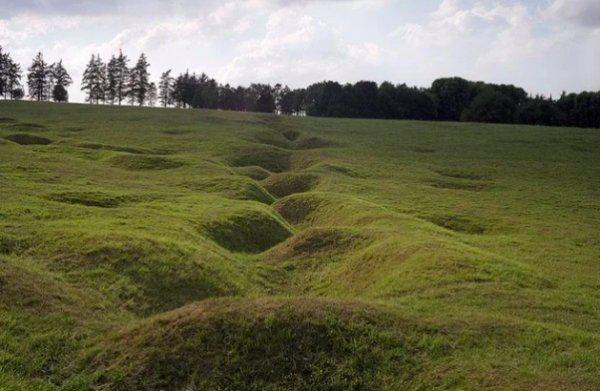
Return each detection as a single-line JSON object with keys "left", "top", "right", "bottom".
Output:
{"left": 2, "top": 0, "right": 599, "bottom": 103}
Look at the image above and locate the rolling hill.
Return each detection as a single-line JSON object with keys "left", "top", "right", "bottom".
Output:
{"left": 0, "top": 101, "right": 598, "bottom": 390}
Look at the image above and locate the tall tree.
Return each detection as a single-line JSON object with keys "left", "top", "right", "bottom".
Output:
{"left": 305, "top": 81, "right": 344, "bottom": 117}
{"left": 53, "top": 84, "right": 68, "bottom": 102}
{"left": 0, "top": 47, "right": 21, "bottom": 100}
{"left": 81, "top": 55, "right": 96, "bottom": 103}
{"left": 51, "top": 60, "right": 72, "bottom": 102}
{"left": 291, "top": 88, "right": 306, "bottom": 115}
{"left": 461, "top": 88, "right": 516, "bottom": 124}
{"left": 558, "top": 91, "right": 600, "bottom": 128}
{"left": 377, "top": 81, "right": 399, "bottom": 119}
{"left": 128, "top": 53, "right": 150, "bottom": 106}
{"left": 172, "top": 71, "right": 196, "bottom": 108}
{"left": 147, "top": 82, "right": 157, "bottom": 106}
{"left": 115, "top": 50, "right": 130, "bottom": 105}
{"left": 97, "top": 56, "right": 107, "bottom": 103}
{"left": 0, "top": 46, "right": 9, "bottom": 98}
{"left": 105, "top": 54, "right": 119, "bottom": 104}
{"left": 348, "top": 81, "right": 379, "bottom": 118}
{"left": 517, "top": 96, "right": 564, "bottom": 126}
{"left": 430, "top": 77, "right": 476, "bottom": 121}
{"left": 11, "top": 87, "right": 24, "bottom": 100}
{"left": 278, "top": 86, "right": 294, "bottom": 115}
{"left": 377, "top": 83, "right": 437, "bottom": 120}
{"left": 247, "top": 83, "right": 275, "bottom": 113}
{"left": 190, "top": 73, "right": 218, "bottom": 109}
{"left": 217, "top": 84, "right": 246, "bottom": 111}
{"left": 81, "top": 54, "right": 106, "bottom": 104}
{"left": 171, "top": 73, "right": 185, "bottom": 108}
{"left": 27, "top": 52, "right": 53, "bottom": 101}
{"left": 7, "top": 60, "right": 22, "bottom": 99}
{"left": 158, "top": 70, "right": 173, "bottom": 107}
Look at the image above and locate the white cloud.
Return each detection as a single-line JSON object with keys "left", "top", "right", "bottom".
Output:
{"left": 544, "top": 0, "right": 600, "bottom": 28}
{"left": 2, "top": 0, "right": 598, "bottom": 102}
{"left": 0, "top": 14, "right": 84, "bottom": 46}
{"left": 217, "top": 8, "right": 389, "bottom": 87}
{"left": 393, "top": 0, "right": 534, "bottom": 57}
{"left": 219, "top": 10, "right": 344, "bottom": 84}
{"left": 388, "top": 0, "right": 599, "bottom": 95}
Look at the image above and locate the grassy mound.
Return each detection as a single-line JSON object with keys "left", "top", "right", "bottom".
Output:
{"left": 0, "top": 257, "right": 95, "bottom": 389}
{"left": 62, "top": 126, "right": 86, "bottom": 132}
{"left": 4, "top": 122, "right": 48, "bottom": 131}
{"left": 263, "top": 173, "right": 319, "bottom": 198}
{"left": 412, "top": 146, "right": 435, "bottom": 153}
{"left": 108, "top": 154, "right": 184, "bottom": 170}
{"left": 184, "top": 176, "right": 275, "bottom": 204}
{"left": 0, "top": 233, "right": 29, "bottom": 255}
{"left": 227, "top": 145, "right": 291, "bottom": 172}
{"left": 319, "top": 234, "right": 549, "bottom": 299}
{"left": 282, "top": 129, "right": 300, "bottom": 141}
{"left": 273, "top": 193, "right": 326, "bottom": 225}
{"left": 294, "top": 136, "right": 335, "bottom": 149}
{"left": 4, "top": 133, "right": 52, "bottom": 145}
{"left": 0, "top": 116, "right": 16, "bottom": 123}
{"left": 79, "top": 297, "right": 428, "bottom": 391}
{"left": 46, "top": 191, "right": 139, "bottom": 208}
{"left": 250, "top": 129, "right": 294, "bottom": 149}
{"left": 2, "top": 101, "right": 599, "bottom": 389}
{"left": 77, "top": 142, "right": 153, "bottom": 155}
{"left": 273, "top": 192, "right": 377, "bottom": 226}
{"left": 0, "top": 257, "right": 91, "bottom": 318}
{"left": 199, "top": 204, "right": 293, "bottom": 253}
{"left": 435, "top": 169, "right": 490, "bottom": 181}
{"left": 308, "top": 162, "right": 364, "bottom": 178}
{"left": 248, "top": 130, "right": 333, "bottom": 150}
{"left": 423, "top": 214, "right": 489, "bottom": 234}
{"left": 48, "top": 232, "right": 242, "bottom": 314}
{"left": 271, "top": 193, "right": 544, "bottom": 299}
{"left": 269, "top": 227, "right": 367, "bottom": 262}
{"left": 429, "top": 178, "right": 487, "bottom": 191}
{"left": 162, "top": 129, "right": 189, "bottom": 135}
{"left": 233, "top": 165, "right": 272, "bottom": 180}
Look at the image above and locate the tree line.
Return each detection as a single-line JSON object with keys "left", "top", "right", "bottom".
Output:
{"left": 81, "top": 52, "right": 156, "bottom": 106}
{"left": 1, "top": 47, "right": 73, "bottom": 102}
{"left": 299, "top": 78, "right": 600, "bottom": 128}
{"left": 1, "top": 47, "right": 599, "bottom": 128}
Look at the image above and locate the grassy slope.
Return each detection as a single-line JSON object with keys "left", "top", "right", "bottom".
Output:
{"left": 0, "top": 101, "right": 598, "bottom": 390}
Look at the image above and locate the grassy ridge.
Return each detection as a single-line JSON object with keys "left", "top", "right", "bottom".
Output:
{"left": 0, "top": 101, "right": 598, "bottom": 390}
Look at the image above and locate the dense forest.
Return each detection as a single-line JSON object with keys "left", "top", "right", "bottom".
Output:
{"left": 1, "top": 47, "right": 599, "bottom": 128}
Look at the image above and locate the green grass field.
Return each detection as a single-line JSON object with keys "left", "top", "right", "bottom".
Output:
{"left": 0, "top": 100, "right": 598, "bottom": 390}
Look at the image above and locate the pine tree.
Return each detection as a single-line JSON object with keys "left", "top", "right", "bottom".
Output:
{"left": 81, "top": 55, "right": 95, "bottom": 103}
{"left": 81, "top": 54, "right": 106, "bottom": 104}
{"left": 0, "top": 46, "right": 8, "bottom": 98}
{"left": 172, "top": 72, "right": 186, "bottom": 108}
{"left": 53, "top": 85, "right": 68, "bottom": 102}
{"left": 128, "top": 53, "right": 150, "bottom": 106}
{"left": 159, "top": 70, "right": 173, "bottom": 107}
{"left": 0, "top": 47, "right": 20, "bottom": 99}
{"left": 27, "top": 52, "right": 53, "bottom": 101}
{"left": 11, "top": 87, "right": 24, "bottom": 100}
{"left": 105, "top": 55, "right": 119, "bottom": 104}
{"left": 51, "top": 60, "right": 72, "bottom": 102}
{"left": 147, "top": 82, "right": 157, "bottom": 106}
{"left": 7, "top": 60, "right": 22, "bottom": 99}
{"left": 97, "top": 56, "right": 107, "bottom": 103}
{"left": 115, "top": 50, "right": 129, "bottom": 105}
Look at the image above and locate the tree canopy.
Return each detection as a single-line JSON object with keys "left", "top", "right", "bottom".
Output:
{"left": 1, "top": 47, "right": 599, "bottom": 128}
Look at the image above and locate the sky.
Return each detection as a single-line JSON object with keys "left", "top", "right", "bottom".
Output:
{"left": 1, "top": 0, "right": 599, "bottom": 103}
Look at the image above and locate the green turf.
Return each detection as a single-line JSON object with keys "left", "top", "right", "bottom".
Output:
{"left": 0, "top": 100, "right": 598, "bottom": 390}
